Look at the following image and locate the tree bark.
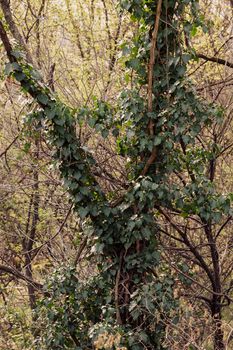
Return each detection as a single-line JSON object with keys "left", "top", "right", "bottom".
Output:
{"left": 212, "top": 305, "right": 225, "bottom": 350}
{"left": 23, "top": 141, "right": 40, "bottom": 310}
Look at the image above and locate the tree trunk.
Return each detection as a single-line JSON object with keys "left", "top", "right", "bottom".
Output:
{"left": 212, "top": 300, "right": 225, "bottom": 350}
{"left": 23, "top": 142, "right": 40, "bottom": 310}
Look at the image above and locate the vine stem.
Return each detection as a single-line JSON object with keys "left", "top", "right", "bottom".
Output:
{"left": 142, "top": 0, "right": 162, "bottom": 176}
{"left": 115, "top": 250, "right": 124, "bottom": 325}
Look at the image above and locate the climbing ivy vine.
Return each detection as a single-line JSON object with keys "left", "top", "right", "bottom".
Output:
{"left": 0, "top": 0, "right": 232, "bottom": 349}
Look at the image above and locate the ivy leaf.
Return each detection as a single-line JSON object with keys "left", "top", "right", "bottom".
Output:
{"left": 14, "top": 72, "right": 26, "bottom": 81}
{"left": 154, "top": 136, "right": 162, "bottom": 146}
{"left": 182, "top": 54, "right": 192, "bottom": 63}
{"left": 73, "top": 171, "right": 81, "bottom": 180}
{"left": 4, "top": 62, "right": 20, "bottom": 75}
{"left": 151, "top": 183, "right": 159, "bottom": 190}
{"left": 127, "top": 58, "right": 140, "bottom": 69}
{"left": 31, "top": 69, "right": 42, "bottom": 80}
{"left": 101, "top": 129, "right": 109, "bottom": 138}
{"left": 11, "top": 50, "right": 25, "bottom": 59}
{"left": 78, "top": 207, "right": 89, "bottom": 219}
{"left": 54, "top": 138, "right": 64, "bottom": 147}
{"left": 127, "top": 130, "right": 135, "bottom": 139}
{"left": 45, "top": 107, "right": 56, "bottom": 120}
{"left": 54, "top": 117, "right": 65, "bottom": 126}
{"left": 37, "top": 93, "right": 49, "bottom": 105}
{"left": 88, "top": 117, "right": 96, "bottom": 128}
{"left": 103, "top": 207, "right": 111, "bottom": 217}
{"left": 80, "top": 187, "right": 89, "bottom": 196}
{"left": 182, "top": 135, "right": 190, "bottom": 144}
{"left": 177, "top": 65, "right": 186, "bottom": 76}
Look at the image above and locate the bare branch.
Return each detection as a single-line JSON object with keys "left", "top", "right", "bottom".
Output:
{"left": 0, "top": 135, "right": 19, "bottom": 158}
{"left": 197, "top": 53, "right": 233, "bottom": 69}
{"left": 0, "top": 264, "right": 43, "bottom": 290}
{"left": 74, "top": 236, "right": 88, "bottom": 266}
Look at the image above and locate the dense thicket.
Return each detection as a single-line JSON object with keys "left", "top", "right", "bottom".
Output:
{"left": 0, "top": 1, "right": 232, "bottom": 349}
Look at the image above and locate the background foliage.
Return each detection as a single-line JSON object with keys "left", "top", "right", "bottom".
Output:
{"left": 0, "top": 0, "right": 233, "bottom": 349}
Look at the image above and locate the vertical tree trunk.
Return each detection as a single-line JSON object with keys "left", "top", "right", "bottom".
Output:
{"left": 212, "top": 299, "right": 225, "bottom": 350}
{"left": 213, "top": 315, "right": 225, "bottom": 350}
{"left": 204, "top": 222, "right": 225, "bottom": 350}
{"left": 23, "top": 141, "right": 40, "bottom": 310}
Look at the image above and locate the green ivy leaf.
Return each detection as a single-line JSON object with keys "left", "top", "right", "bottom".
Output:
{"left": 78, "top": 207, "right": 89, "bottom": 219}
{"left": 4, "top": 62, "right": 20, "bottom": 75}
{"left": 154, "top": 136, "right": 162, "bottom": 146}
{"left": 37, "top": 93, "right": 49, "bottom": 105}
{"left": 14, "top": 72, "right": 26, "bottom": 81}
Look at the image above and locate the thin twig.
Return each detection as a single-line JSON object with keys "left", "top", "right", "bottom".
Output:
{"left": 0, "top": 135, "right": 19, "bottom": 158}
{"left": 215, "top": 216, "right": 232, "bottom": 239}
{"left": 74, "top": 236, "right": 88, "bottom": 265}
{"left": 30, "top": 204, "right": 73, "bottom": 260}
{"left": 164, "top": 256, "right": 232, "bottom": 303}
